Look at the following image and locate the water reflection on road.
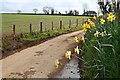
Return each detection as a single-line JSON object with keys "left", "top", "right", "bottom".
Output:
{"left": 54, "top": 58, "right": 80, "bottom": 78}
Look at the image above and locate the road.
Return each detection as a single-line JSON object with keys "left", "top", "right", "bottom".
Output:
{"left": 1, "top": 30, "right": 84, "bottom": 78}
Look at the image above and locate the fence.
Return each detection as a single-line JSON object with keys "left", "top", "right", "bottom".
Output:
{"left": 3, "top": 18, "right": 85, "bottom": 36}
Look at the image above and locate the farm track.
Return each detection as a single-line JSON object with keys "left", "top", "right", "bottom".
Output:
{"left": 1, "top": 30, "right": 85, "bottom": 78}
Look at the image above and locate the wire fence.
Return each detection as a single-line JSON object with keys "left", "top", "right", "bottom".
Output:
{"left": 2, "top": 18, "right": 85, "bottom": 37}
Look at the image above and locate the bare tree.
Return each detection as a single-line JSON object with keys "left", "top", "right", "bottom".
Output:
{"left": 33, "top": 8, "right": 38, "bottom": 14}
{"left": 43, "top": 6, "right": 54, "bottom": 14}
{"left": 74, "top": 10, "right": 79, "bottom": 15}
{"left": 43, "top": 7, "right": 50, "bottom": 14}
{"left": 17, "top": 10, "right": 21, "bottom": 14}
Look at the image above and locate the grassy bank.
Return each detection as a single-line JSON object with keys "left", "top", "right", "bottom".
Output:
{"left": 21, "top": 26, "right": 82, "bottom": 40}
{"left": 2, "top": 26, "right": 82, "bottom": 58}
{"left": 80, "top": 13, "right": 120, "bottom": 78}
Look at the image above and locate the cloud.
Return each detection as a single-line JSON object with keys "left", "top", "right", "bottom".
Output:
{"left": 1, "top": 0, "right": 98, "bottom": 14}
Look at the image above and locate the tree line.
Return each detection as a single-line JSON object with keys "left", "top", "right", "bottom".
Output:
{"left": 17, "top": 6, "right": 80, "bottom": 15}
{"left": 17, "top": 0, "right": 120, "bottom": 16}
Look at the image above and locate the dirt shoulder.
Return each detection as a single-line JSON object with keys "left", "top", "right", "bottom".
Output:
{"left": 1, "top": 30, "right": 85, "bottom": 78}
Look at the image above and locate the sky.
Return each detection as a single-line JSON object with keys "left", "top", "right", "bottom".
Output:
{"left": 1, "top": 0, "right": 99, "bottom": 14}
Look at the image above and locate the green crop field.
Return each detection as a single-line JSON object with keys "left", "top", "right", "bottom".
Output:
{"left": 2, "top": 14, "right": 88, "bottom": 35}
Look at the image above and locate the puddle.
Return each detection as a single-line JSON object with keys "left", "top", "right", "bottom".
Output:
{"left": 53, "top": 57, "right": 80, "bottom": 78}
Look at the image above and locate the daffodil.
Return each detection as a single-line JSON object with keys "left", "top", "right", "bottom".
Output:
{"left": 107, "top": 12, "right": 116, "bottom": 22}
{"left": 93, "top": 16, "right": 96, "bottom": 20}
{"left": 82, "top": 22, "right": 92, "bottom": 32}
{"left": 94, "top": 31, "right": 99, "bottom": 37}
{"left": 87, "top": 19, "right": 91, "bottom": 22}
{"left": 90, "top": 21, "right": 95, "bottom": 27}
{"left": 75, "top": 37, "right": 79, "bottom": 43}
{"left": 82, "top": 23, "right": 87, "bottom": 32}
{"left": 113, "top": 15, "right": 116, "bottom": 20}
{"left": 65, "top": 51, "right": 71, "bottom": 60}
{"left": 81, "top": 36, "right": 85, "bottom": 43}
{"left": 100, "top": 18, "right": 105, "bottom": 24}
{"left": 100, "top": 32, "right": 104, "bottom": 37}
{"left": 83, "top": 28, "right": 87, "bottom": 32}
{"left": 107, "top": 16, "right": 113, "bottom": 22}
{"left": 74, "top": 46, "right": 79, "bottom": 54}
{"left": 107, "top": 14, "right": 116, "bottom": 22}
{"left": 54, "top": 59, "right": 60, "bottom": 68}
{"left": 85, "top": 23, "right": 91, "bottom": 29}
{"left": 82, "top": 23, "right": 86, "bottom": 29}
{"left": 107, "top": 12, "right": 113, "bottom": 16}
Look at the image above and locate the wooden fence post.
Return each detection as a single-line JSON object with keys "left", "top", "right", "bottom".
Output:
{"left": 69, "top": 20, "right": 71, "bottom": 28}
{"left": 52, "top": 21, "right": 53, "bottom": 30}
{"left": 30, "top": 24, "right": 32, "bottom": 33}
{"left": 13, "top": 25, "right": 15, "bottom": 35}
{"left": 76, "top": 19, "right": 78, "bottom": 26}
{"left": 82, "top": 18, "right": 84, "bottom": 25}
{"left": 40, "top": 22, "right": 42, "bottom": 33}
{"left": 60, "top": 21, "right": 62, "bottom": 29}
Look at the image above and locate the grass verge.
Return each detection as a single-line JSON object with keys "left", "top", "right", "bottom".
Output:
{"left": 2, "top": 26, "right": 82, "bottom": 59}
{"left": 21, "top": 26, "right": 82, "bottom": 40}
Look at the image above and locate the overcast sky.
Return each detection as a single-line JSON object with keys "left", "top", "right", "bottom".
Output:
{"left": 1, "top": 0, "right": 99, "bottom": 14}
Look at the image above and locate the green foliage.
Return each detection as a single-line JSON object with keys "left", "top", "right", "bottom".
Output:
{"left": 81, "top": 15, "right": 120, "bottom": 78}
{"left": 21, "top": 26, "right": 81, "bottom": 41}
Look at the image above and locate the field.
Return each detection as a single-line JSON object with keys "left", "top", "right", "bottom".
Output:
{"left": 2, "top": 14, "right": 87, "bottom": 35}
{"left": 2, "top": 14, "right": 89, "bottom": 58}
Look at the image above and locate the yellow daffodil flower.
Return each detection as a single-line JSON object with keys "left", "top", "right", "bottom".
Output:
{"left": 85, "top": 23, "right": 91, "bottom": 29}
{"left": 81, "top": 36, "right": 85, "bottom": 43}
{"left": 94, "top": 31, "right": 99, "bottom": 37}
{"left": 82, "top": 23, "right": 86, "bottom": 29}
{"left": 65, "top": 51, "right": 71, "bottom": 60}
{"left": 90, "top": 21, "right": 95, "bottom": 27}
{"left": 82, "top": 23, "right": 87, "bottom": 31}
{"left": 74, "top": 46, "right": 79, "bottom": 54}
{"left": 75, "top": 37, "right": 79, "bottom": 43}
{"left": 107, "top": 12, "right": 116, "bottom": 22}
{"left": 107, "top": 12, "right": 113, "bottom": 16}
{"left": 87, "top": 19, "right": 91, "bottom": 22}
{"left": 83, "top": 28, "right": 87, "bottom": 32}
{"left": 113, "top": 15, "right": 116, "bottom": 20}
{"left": 107, "top": 16, "right": 113, "bottom": 22}
{"left": 93, "top": 16, "right": 96, "bottom": 20}
{"left": 100, "top": 18, "right": 105, "bottom": 24}
{"left": 54, "top": 59, "right": 60, "bottom": 68}
{"left": 107, "top": 14, "right": 116, "bottom": 22}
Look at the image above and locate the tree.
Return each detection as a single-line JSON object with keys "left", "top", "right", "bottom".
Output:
{"left": 43, "top": 6, "right": 54, "bottom": 14}
{"left": 51, "top": 8, "right": 54, "bottom": 14}
{"left": 97, "top": 0, "right": 120, "bottom": 15}
{"left": 17, "top": 10, "right": 21, "bottom": 14}
{"left": 68, "top": 10, "right": 74, "bottom": 15}
{"left": 74, "top": 10, "right": 79, "bottom": 15}
{"left": 59, "top": 11, "right": 61, "bottom": 14}
{"left": 43, "top": 7, "right": 49, "bottom": 14}
{"left": 33, "top": 8, "right": 38, "bottom": 14}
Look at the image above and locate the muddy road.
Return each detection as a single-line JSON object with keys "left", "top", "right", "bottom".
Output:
{"left": 1, "top": 30, "right": 84, "bottom": 78}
